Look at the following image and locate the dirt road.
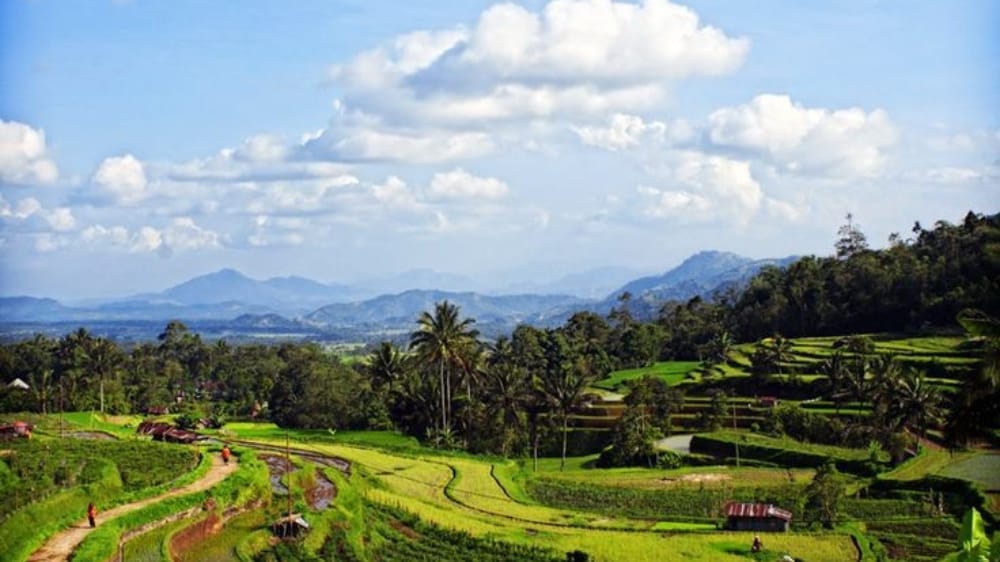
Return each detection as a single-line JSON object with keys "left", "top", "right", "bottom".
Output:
{"left": 27, "top": 453, "right": 238, "bottom": 562}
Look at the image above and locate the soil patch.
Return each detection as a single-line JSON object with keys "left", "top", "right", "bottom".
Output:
{"left": 169, "top": 513, "right": 222, "bottom": 559}
{"left": 389, "top": 519, "right": 421, "bottom": 540}
{"left": 66, "top": 431, "right": 116, "bottom": 440}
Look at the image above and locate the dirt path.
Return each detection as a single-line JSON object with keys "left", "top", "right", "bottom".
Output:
{"left": 27, "top": 454, "right": 238, "bottom": 562}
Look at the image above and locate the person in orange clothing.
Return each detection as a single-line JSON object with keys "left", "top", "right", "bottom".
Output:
{"left": 87, "top": 502, "right": 97, "bottom": 528}
{"left": 221, "top": 444, "right": 231, "bottom": 464}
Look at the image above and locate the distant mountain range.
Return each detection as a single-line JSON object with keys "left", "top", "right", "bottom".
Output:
{"left": 0, "top": 250, "right": 797, "bottom": 342}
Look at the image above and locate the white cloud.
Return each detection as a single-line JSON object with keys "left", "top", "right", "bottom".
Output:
{"left": 708, "top": 94, "right": 897, "bottom": 178}
{"left": 35, "top": 233, "right": 69, "bottom": 253}
{"left": 455, "top": 0, "right": 747, "bottom": 83}
{"left": 0, "top": 196, "right": 42, "bottom": 220}
{"left": 247, "top": 215, "right": 307, "bottom": 247}
{"left": 574, "top": 113, "right": 679, "bottom": 151}
{"left": 82, "top": 224, "right": 130, "bottom": 246}
{"left": 131, "top": 226, "right": 163, "bottom": 253}
{"left": 111, "top": 218, "right": 221, "bottom": 255}
{"left": 331, "top": 0, "right": 748, "bottom": 126}
{"left": 372, "top": 176, "right": 422, "bottom": 210}
{"left": 428, "top": 168, "right": 509, "bottom": 200}
{"left": 44, "top": 207, "right": 76, "bottom": 231}
{"left": 93, "top": 154, "right": 148, "bottom": 204}
{"left": 915, "top": 166, "right": 987, "bottom": 184}
{"left": 638, "top": 151, "right": 763, "bottom": 222}
{"left": 764, "top": 197, "right": 807, "bottom": 222}
{"left": 0, "top": 196, "right": 77, "bottom": 233}
{"left": 316, "top": 127, "right": 493, "bottom": 163}
{"left": 0, "top": 120, "right": 59, "bottom": 185}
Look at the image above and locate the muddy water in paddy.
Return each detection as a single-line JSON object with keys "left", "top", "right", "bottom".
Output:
{"left": 306, "top": 469, "right": 336, "bottom": 510}
{"left": 260, "top": 454, "right": 292, "bottom": 495}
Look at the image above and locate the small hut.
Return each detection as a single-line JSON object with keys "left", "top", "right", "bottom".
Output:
{"left": 272, "top": 514, "right": 310, "bottom": 539}
{"left": 725, "top": 502, "right": 792, "bottom": 532}
{"left": 0, "top": 421, "right": 33, "bottom": 440}
{"left": 136, "top": 420, "right": 204, "bottom": 444}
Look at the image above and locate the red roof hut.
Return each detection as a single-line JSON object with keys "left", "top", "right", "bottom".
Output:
{"left": 725, "top": 502, "right": 792, "bottom": 532}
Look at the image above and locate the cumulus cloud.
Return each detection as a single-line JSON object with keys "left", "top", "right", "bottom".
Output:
{"left": 428, "top": 168, "right": 509, "bottom": 200}
{"left": 169, "top": 133, "right": 354, "bottom": 182}
{"left": 708, "top": 94, "right": 897, "bottom": 177}
{"left": 81, "top": 218, "right": 219, "bottom": 255}
{"left": 372, "top": 175, "right": 422, "bottom": 211}
{"left": 0, "top": 120, "right": 59, "bottom": 185}
{"left": 0, "top": 196, "right": 43, "bottom": 220}
{"left": 331, "top": 0, "right": 748, "bottom": 126}
{"left": 44, "top": 207, "right": 76, "bottom": 231}
{"left": 82, "top": 224, "right": 130, "bottom": 246}
{"left": 247, "top": 215, "right": 307, "bottom": 247}
{"left": 637, "top": 151, "right": 764, "bottom": 222}
{"left": 0, "top": 196, "right": 77, "bottom": 233}
{"left": 573, "top": 113, "right": 696, "bottom": 151}
{"left": 93, "top": 154, "right": 148, "bottom": 204}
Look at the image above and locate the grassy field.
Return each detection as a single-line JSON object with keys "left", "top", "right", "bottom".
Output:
{"left": 938, "top": 454, "right": 1000, "bottom": 491}
{"left": 538, "top": 464, "right": 816, "bottom": 490}
{"left": 594, "top": 361, "right": 702, "bottom": 390}
{"left": 231, "top": 433, "right": 856, "bottom": 562}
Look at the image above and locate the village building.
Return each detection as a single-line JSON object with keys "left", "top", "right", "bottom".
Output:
{"left": 725, "top": 502, "right": 792, "bottom": 532}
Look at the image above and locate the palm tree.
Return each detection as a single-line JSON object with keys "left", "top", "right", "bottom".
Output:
{"left": 483, "top": 337, "right": 529, "bottom": 456}
{"left": 886, "top": 369, "right": 943, "bottom": 440}
{"left": 85, "top": 338, "right": 125, "bottom": 415}
{"left": 767, "top": 333, "right": 793, "bottom": 377}
{"left": 867, "top": 355, "right": 901, "bottom": 424}
{"left": 367, "top": 341, "right": 408, "bottom": 393}
{"left": 537, "top": 332, "right": 596, "bottom": 471}
{"left": 409, "top": 301, "right": 479, "bottom": 433}
{"left": 820, "top": 351, "right": 849, "bottom": 414}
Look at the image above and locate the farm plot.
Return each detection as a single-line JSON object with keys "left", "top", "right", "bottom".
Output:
{"left": 255, "top": 439, "right": 856, "bottom": 562}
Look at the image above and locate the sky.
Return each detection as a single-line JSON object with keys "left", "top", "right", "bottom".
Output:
{"left": 1, "top": 0, "right": 997, "bottom": 299}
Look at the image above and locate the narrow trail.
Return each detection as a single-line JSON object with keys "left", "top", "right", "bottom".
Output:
{"left": 27, "top": 453, "right": 238, "bottom": 562}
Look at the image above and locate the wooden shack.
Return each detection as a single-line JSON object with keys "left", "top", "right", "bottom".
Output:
{"left": 725, "top": 502, "right": 792, "bottom": 532}
{"left": 272, "top": 513, "right": 310, "bottom": 539}
{"left": 136, "top": 420, "right": 204, "bottom": 444}
{"left": 0, "top": 421, "right": 33, "bottom": 441}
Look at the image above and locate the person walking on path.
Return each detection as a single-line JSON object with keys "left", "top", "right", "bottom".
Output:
{"left": 221, "top": 445, "right": 231, "bottom": 465}
{"left": 86, "top": 503, "right": 97, "bottom": 528}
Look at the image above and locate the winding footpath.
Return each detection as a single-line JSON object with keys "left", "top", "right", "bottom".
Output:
{"left": 27, "top": 454, "right": 238, "bottom": 562}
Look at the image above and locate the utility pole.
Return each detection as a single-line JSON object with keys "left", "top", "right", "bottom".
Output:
{"left": 285, "top": 429, "right": 293, "bottom": 522}
{"left": 59, "top": 380, "right": 64, "bottom": 439}
{"left": 733, "top": 402, "right": 740, "bottom": 468}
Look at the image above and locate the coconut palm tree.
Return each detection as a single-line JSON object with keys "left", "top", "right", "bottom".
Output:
{"left": 886, "top": 369, "right": 944, "bottom": 440}
{"left": 482, "top": 337, "right": 530, "bottom": 456}
{"left": 85, "top": 337, "right": 125, "bottom": 415}
{"left": 536, "top": 331, "right": 596, "bottom": 471}
{"left": 367, "top": 341, "right": 408, "bottom": 393}
{"left": 409, "top": 301, "right": 479, "bottom": 433}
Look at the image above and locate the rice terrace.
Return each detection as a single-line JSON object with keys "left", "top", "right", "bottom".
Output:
{"left": 1, "top": 0, "right": 998, "bottom": 560}
{"left": 0, "top": 211, "right": 997, "bottom": 561}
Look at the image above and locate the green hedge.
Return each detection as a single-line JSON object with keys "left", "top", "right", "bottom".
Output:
{"left": 525, "top": 476, "right": 803, "bottom": 522}
{"left": 0, "top": 458, "right": 123, "bottom": 562}
{"left": 689, "top": 433, "right": 888, "bottom": 476}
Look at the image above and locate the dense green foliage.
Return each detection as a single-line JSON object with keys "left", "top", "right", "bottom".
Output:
{"left": 0, "top": 439, "right": 199, "bottom": 520}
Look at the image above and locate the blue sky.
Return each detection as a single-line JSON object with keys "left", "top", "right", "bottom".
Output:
{"left": 1, "top": 0, "right": 997, "bottom": 299}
